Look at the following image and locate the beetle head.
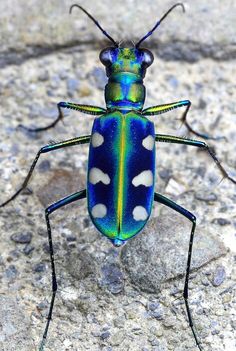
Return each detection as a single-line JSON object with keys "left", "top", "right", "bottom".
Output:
{"left": 99, "top": 46, "right": 154, "bottom": 78}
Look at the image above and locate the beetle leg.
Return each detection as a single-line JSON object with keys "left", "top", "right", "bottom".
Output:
{"left": 154, "top": 192, "right": 203, "bottom": 351}
{"left": 0, "top": 135, "right": 90, "bottom": 207}
{"left": 19, "top": 102, "right": 106, "bottom": 132}
{"left": 143, "top": 100, "right": 222, "bottom": 140}
{"left": 155, "top": 133, "right": 236, "bottom": 184}
{"left": 38, "top": 189, "right": 86, "bottom": 351}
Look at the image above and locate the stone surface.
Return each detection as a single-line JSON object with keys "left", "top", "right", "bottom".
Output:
{"left": 10, "top": 232, "right": 32, "bottom": 244}
{"left": 0, "top": 296, "right": 35, "bottom": 351}
{"left": 121, "top": 213, "right": 227, "bottom": 293}
{"left": 0, "top": 4, "right": 236, "bottom": 350}
{"left": 0, "top": 0, "right": 236, "bottom": 67}
{"left": 211, "top": 265, "right": 226, "bottom": 287}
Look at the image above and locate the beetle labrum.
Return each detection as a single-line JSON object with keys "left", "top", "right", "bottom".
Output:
{"left": 1, "top": 3, "right": 235, "bottom": 351}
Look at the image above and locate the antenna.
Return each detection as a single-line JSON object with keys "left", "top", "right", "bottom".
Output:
{"left": 70, "top": 4, "right": 119, "bottom": 47}
{"left": 135, "top": 3, "right": 185, "bottom": 48}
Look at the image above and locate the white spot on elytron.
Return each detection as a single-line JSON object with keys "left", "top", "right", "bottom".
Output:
{"left": 89, "top": 168, "right": 110, "bottom": 185}
{"left": 133, "top": 206, "right": 148, "bottom": 221}
{"left": 91, "top": 132, "right": 104, "bottom": 147}
{"left": 91, "top": 204, "right": 107, "bottom": 218}
{"left": 142, "top": 135, "right": 154, "bottom": 150}
{"left": 132, "top": 170, "right": 153, "bottom": 187}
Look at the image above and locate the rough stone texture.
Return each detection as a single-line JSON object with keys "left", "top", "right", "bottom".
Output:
{"left": 0, "top": 0, "right": 236, "bottom": 67}
{"left": 121, "top": 213, "right": 227, "bottom": 293}
{"left": 0, "top": 1, "right": 236, "bottom": 351}
{"left": 0, "top": 296, "right": 35, "bottom": 351}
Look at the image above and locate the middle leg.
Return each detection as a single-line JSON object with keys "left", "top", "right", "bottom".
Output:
{"left": 0, "top": 135, "right": 90, "bottom": 207}
{"left": 155, "top": 133, "right": 236, "bottom": 184}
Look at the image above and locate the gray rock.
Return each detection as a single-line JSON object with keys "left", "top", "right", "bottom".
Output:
{"left": 0, "top": 296, "right": 34, "bottom": 350}
{"left": 211, "top": 265, "right": 226, "bottom": 287}
{"left": 4, "top": 265, "right": 18, "bottom": 281}
{"left": 100, "top": 330, "right": 111, "bottom": 340}
{"left": 65, "top": 249, "right": 95, "bottom": 281}
{"left": 38, "top": 159, "right": 51, "bottom": 172}
{"left": 100, "top": 263, "right": 124, "bottom": 294}
{"left": 23, "top": 244, "right": 34, "bottom": 255}
{"left": 10, "top": 232, "right": 32, "bottom": 244}
{"left": 36, "top": 168, "right": 85, "bottom": 207}
{"left": 1, "top": 1, "right": 236, "bottom": 66}
{"left": 195, "top": 191, "right": 218, "bottom": 203}
{"left": 33, "top": 262, "right": 46, "bottom": 273}
{"left": 212, "top": 218, "right": 231, "bottom": 226}
{"left": 121, "top": 213, "right": 227, "bottom": 293}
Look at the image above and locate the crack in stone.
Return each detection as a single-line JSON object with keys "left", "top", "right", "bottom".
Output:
{"left": 0, "top": 40, "right": 235, "bottom": 68}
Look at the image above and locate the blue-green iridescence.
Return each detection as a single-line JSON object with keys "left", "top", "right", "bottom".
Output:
{"left": 87, "top": 111, "right": 155, "bottom": 246}
{"left": 103, "top": 48, "right": 151, "bottom": 111}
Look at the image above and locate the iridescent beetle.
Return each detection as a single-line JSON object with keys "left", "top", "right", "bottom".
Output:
{"left": 1, "top": 3, "right": 235, "bottom": 351}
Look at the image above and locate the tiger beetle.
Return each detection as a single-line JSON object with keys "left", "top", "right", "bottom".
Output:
{"left": 1, "top": 3, "right": 236, "bottom": 351}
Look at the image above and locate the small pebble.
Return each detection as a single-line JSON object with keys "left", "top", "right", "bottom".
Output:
{"left": 165, "top": 178, "right": 186, "bottom": 195}
{"left": 163, "top": 316, "right": 176, "bottom": 328}
{"left": 33, "top": 262, "right": 46, "bottom": 273}
{"left": 5, "top": 265, "right": 18, "bottom": 280}
{"left": 38, "top": 160, "right": 51, "bottom": 172}
{"left": 195, "top": 192, "right": 217, "bottom": 202}
{"left": 37, "top": 227, "right": 47, "bottom": 237}
{"left": 148, "top": 301, "right": 160, "bottom": 311}
{"left": 8, "top": 249, "right": 20, "bottom": 259}
{"left": 222, "top": 294, "right": 231, "bottom": 303}
{"left": 212, "top": 265, "right": 226, "bottom": 287}
{"left": 201, "top": 277, "right": 210, "bottom": 286}
{"left": 100, "top": 331, "right": 111, "bottom": 340}
{"left": 148, "top": 301, "right": 164, "bottom": 320}
{"left": 212, "top": 218, "right": 231, "bottom": 226}
{"left": 23, "top": 244, "right": 34, "bottom": 255}
{"left": 231, "top": 319, "right": 236, "bottom": 330}
{"left": 66, "top": 235, "right": 77, "bottom": 242}
{"left": 11, "top": 232, "right": 32, "bottom": 244}
{"left": 37, "top": 300, "right": 48, "bottom": 310}
{"left": 101, "top": 263, "right": 124, "bottom": 294}
{"left": 148, "top": 336, "right": 159, "bottom": 347}
{"left": 158, "top": 169, "right": 171, "bottom": 180}
{"left": 210, "top": 321, "right": 220, "bottom": 335}
{"left": 198, "top": 98, "right": 207, "bottom": 109}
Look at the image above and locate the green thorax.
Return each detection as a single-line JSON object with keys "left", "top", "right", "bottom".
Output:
{"left": 100, "top": 47, "right": 154, "bottom": 111}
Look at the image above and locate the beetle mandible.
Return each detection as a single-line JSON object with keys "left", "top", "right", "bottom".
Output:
{"left": 1, "top": 3, "right": 235, "bottom": 351}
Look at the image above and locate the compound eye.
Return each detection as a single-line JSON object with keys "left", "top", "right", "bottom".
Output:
{"left": 142, "top": 49, "right": 154, "bottom": 68}
{"left": 99, "top": 47, "right": 113, "bottom": 66}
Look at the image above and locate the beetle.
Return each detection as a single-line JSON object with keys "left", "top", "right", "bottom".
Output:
{"left": 1, "top": 3, "right": 235, "bottom": 351}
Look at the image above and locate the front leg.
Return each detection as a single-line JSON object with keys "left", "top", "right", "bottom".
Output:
{"left": 20, "top": 102, "right": 106, "bottom": 132}
{"left": 0, "top": 135, "right": 90, "bottom": 207}
{"left": 143, "top": 100, "right": 220, "bottom": 140}
{"left": 155, "top": 133, "right": 236, "bottom": 184}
